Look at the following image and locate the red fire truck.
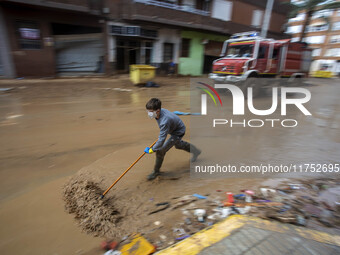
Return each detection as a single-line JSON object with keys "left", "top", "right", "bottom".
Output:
{"left": 209, "top": 31, "right": 312, "bottom": 96}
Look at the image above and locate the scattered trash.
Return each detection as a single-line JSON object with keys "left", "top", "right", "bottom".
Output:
{"left": 119, "top": 233, "right": 155, "bottom": 255}
{"left": 175, "top": 235, "right": 190, "bottom": 241}
{"left": 194, "top": 209, "right": 206, "bottom": 222}
{"left": 101, "top": 240, "right": 118, "bottom": 251}
{"left": 149, "top": 202, "right": 170, "bottom": 215}
{"left": 173, "top": 227, "right": 186, "bottom": 236}
{"left": 159, "top": 235, "right": 167, "bottom": 240}
{"left": 145, "top": 81, "right": 159, "bottom": 87}
{"left": 185, "top": 218, "right": 192, "bottom": 225}
{"left": 244, "top": 190, "right": 254, "bottom": 203}
{"left": 192, "top": 194, "right": 207, "bottom": 199}
{"left": 260, "top": 188, "right": 276, "bottom": 198}
{"left": 154, "top": 221, "right": 161, "bottom": 226}
{"left": 236, "top": 206, "right": 251, "bottom": 214}
{"left": 303, "top": 204, "right": 323, "bottom": 217}
{"left": 289, "top": 184, "right": 302, "bottom": 190}
{"left": 278, "top": 190, "right": 288, "bottom": 196}
{"left": 296, "top": 215, "right": 306, "bottom": 226}
{"left": 208, "top": 207, "right": 232, "bottom": 220}
{"left": 181, "top": 209, "right": 191, "bottom": 216}
{"left": 234, "top": 194, "right": 245, "bottom": 200}
{"left": 223, "top": 192, "right": 234, "bottom": 206}
{"left": 172, "top": 195, "right": 197, "bottom": 209}
{"left": 318, "top": 187, "right": 340, "bottom": 210}
{"left": 103, "top": 250, "right": 121, "bottom": 255}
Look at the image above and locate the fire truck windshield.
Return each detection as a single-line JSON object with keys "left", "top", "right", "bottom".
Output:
{"left": 226, "top": 44, "right": 254, "bottom": 58}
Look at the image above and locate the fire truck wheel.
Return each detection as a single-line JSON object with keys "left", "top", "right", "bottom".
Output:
{"left": 242, "top": 77, "right": 261, "bottom": 98}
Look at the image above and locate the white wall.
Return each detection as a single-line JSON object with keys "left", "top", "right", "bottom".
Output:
{"left": 289, "top": 13, "right": 305, "bottom": 22}
{"left": 303, "top": 35, "right": 325, "bottom": 44}
{"left": 286, "top": 25, "right": 302, "bottom": 34}
{"left": 312, "top": 48, "right": 321, "bottom": 57}
{"left": 211, "top": 0, "right": 233, "bottom": 22}
{"left": 108, "top": 33, "right": 115, "bottom": 63}
{"left": 325, "top": 48, "right": 340, "bottom": 57}
{"left": 330, "top": 35, "right": 340, "bottom": 44}
{"left": 251, "top": 10, "right": 263, "bottom": 28}
{"left": 153, "top": 28, "right": 181, "bottom": 64}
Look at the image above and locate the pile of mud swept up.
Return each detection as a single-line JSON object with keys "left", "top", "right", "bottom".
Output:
{"left": 62, "top": 179, "right": 122, "bottom": 238}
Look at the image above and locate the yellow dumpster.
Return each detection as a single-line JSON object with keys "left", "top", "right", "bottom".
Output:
{"left": 130, "top": 65, "right": 156, "bottom": 85}
{"left": 311, "top": 70, "right": 333, "bottom": 78}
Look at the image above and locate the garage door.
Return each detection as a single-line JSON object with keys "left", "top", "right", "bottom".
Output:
{"left": 55, "top": 33, "right": 103, "bottom": 73}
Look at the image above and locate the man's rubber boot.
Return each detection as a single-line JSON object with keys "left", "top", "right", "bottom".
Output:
{"left": 191, "top": 146, "right": 201, "bottom": 163}
{"left": 147, "top": 171, "right": 160, "bottom": 181}
{"left": 147, "top": 157, "right": 163, "bottom": 181}
{"left": 181, "top": 142, "right": 201, "bottom": 163}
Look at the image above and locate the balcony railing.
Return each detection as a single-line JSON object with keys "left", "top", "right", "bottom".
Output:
{"left": 134, "top": 0, "right": 210, "bottom": 16}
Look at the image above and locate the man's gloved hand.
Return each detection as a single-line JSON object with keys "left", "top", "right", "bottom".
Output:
{"left": 144, "top": 147, "right": 154, "bottom": 154}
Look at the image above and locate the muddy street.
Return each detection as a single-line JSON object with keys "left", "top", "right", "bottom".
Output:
{"left": 0, "top": 76, "right": 339, "bottom": 254}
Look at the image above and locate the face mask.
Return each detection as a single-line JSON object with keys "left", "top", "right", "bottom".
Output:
{"left": 148, "top": 111, "right": 157, "bottom": 119}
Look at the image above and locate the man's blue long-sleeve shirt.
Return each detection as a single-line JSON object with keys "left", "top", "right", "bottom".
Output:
{"left": 152, "top": 108, "right": 186, "bottom": 151}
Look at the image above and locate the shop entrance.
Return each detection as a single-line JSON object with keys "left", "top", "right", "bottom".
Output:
{"left": 116, "top": 38, "right": 153, "bottom": 72}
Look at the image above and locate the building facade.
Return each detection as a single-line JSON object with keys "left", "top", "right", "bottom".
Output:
{"left": 286, "top": 7, "right": 340, "bottom": 76}
{"left": 0, "top": 0, "right": 290, "bottom": 78}
{"left": 0, "top": 0, "right": 105, "bottom": 77}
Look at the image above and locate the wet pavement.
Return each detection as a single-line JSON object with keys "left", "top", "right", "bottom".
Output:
{"left": 0, "top": 76, "right": 339, "bottom": 254}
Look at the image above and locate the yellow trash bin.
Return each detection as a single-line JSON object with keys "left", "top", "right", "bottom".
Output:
{"left": 130, "top": 65, "right": 156, "bottom": 85}
{"left": 312, "top": 70, "right": 333, "bottom": 78}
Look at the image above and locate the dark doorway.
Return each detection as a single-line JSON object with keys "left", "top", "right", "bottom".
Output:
{"left": 116, "top": 47, "right": 125, "bottom": 70}
{"left": 163, "top": 43, "right": 174, "bottom": 62}
{"left": 203, "top": 40, "right": 224, "bottom": 74}
{"left": 116, "top": 38, "right": 141, "bottom": 71}
{"left": 203, "top": 55, "right": 218, "bottom": 74}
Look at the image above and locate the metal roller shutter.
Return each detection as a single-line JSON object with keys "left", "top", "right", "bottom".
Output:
{"left": 55, "top": 33, "right": 103, "bottom": 73}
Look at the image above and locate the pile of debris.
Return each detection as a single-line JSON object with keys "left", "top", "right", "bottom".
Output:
{"left": 62, "top": 179, "right": 122, "bottom": 237}
{"left": 144, "top": 177, "right": 340, "bottom": 250}
{"left": 251, "top": 178, "right": 340, "bottom": 227}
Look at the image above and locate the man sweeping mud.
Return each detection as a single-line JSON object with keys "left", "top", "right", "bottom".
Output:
{"left": 144, "top": 98, "right": 201, "bottom": 180}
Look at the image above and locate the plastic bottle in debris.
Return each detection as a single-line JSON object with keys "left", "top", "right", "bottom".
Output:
{"left": 244, "top": 190, "right": 254, "bottom": 203}
{"left": 226, "top": 192, "right": 234, "bottom": 203}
